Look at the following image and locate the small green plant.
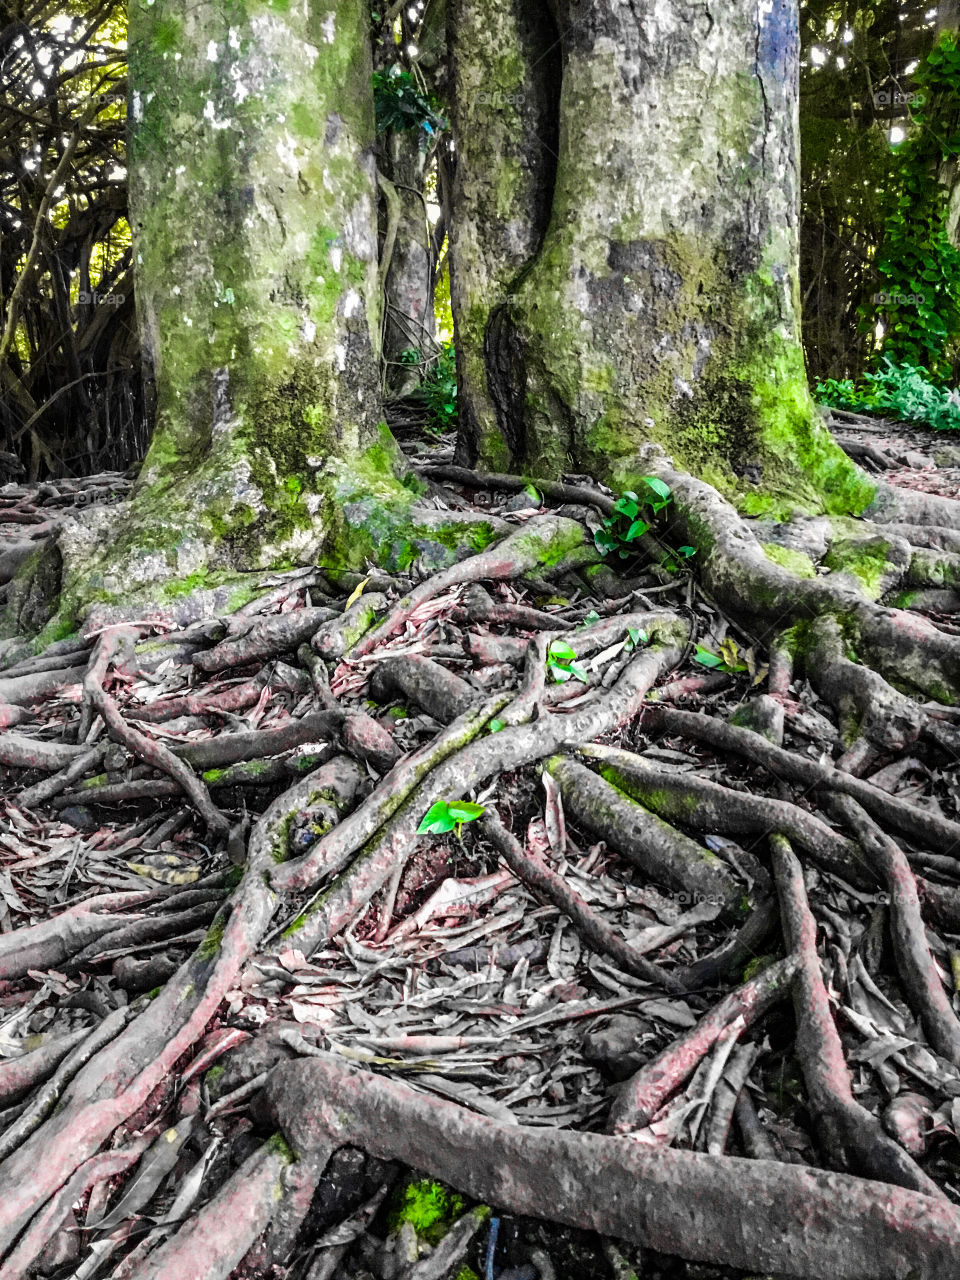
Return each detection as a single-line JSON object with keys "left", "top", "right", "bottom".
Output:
{"left": 407, "top": 341, "right": 458, "bottom": 433}
{"left": 594, "top": 478, "right": 672, "bottom": 558}
{"left": 625, "top": 626, "right": 648, "bottom": 651}
{"left": 488, "top": 718, "right": 505, "bottom": 733}
{"left": 417, "top": 799, "right": 486, "bottom": 836}
{"left": 661, "top": 545, "right": 697, "bottom": 574}
{"left": 694, "top": 643, "right": 746, "bottom": 673}
{"left": 373, "top": 66, "right": 447, "bottom": 136}
{"left": 546, "top": 639, "right": 588, "bottom": 684}
{"left": 816, "top": 357, "right": 960, "bottom": 431}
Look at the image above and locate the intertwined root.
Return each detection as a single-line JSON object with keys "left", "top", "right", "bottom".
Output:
{"left": 0, "top": 463, "right": 959, "bottom": 1278}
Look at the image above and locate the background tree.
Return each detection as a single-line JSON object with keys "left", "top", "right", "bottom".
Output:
{"left": 0, "top": 0, "right": 142, "bottom": 476}
{"left": 800, "top": 1, "right": 960, "bottom": 384}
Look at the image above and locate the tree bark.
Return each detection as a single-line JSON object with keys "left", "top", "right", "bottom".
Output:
{"left": 447, "top": 0, "right": 560, "bottom": 470}
{"left": 449, "top": 0, "right": 873, "bottom": 517}
{"left": 380, "top": 132, "right": 435, "bottom": 393}
{"left": 122, "top": 0, "right": 389, "bottom": 573}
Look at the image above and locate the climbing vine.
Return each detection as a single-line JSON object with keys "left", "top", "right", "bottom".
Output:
{"left": 868, "top": 33, "right": 960, "bottom": 381}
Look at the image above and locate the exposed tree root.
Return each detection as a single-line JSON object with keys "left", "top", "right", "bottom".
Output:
{"left": 547, "top": 755, "right": 744, "bottom": 909}
{"left": 349, "top": 514, "right": 597, "bottom": 658}
{"left": 641, "top": 704, "right": 960, "bottom": 853}
{"left": 2, "top": 465, "right": 960, "bottom": 1277}
{"left": 607, "top": 956, "right": 798, "bottom": 1134}
{"left": 480, "top": 808, "right": 687, "bottom": 992}
{"left": 828, "top": 795, "right": 960, "bottom": 1066}
{"left": 771, "top": 834, "right": 944, "bottom": 1199}
{"left": 261, "top": 1055, "right": 960, "bottom": 1280}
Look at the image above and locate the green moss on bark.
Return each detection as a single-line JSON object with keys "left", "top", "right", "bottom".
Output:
{"left": 761, "top": 544, "right": 817, "bottom": 578}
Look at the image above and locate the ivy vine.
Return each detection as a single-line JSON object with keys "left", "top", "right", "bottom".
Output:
{"left": 867, "top": 33, "right": 960, "bottom": 382}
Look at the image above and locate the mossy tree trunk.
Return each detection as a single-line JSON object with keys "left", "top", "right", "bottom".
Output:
{"left": 119, "top": 0, "right": 393, "bottom": 584}
{"left": 380, "top": 129, "right": 436, "bottom": 396}
{"left": 449, "top": 0, "right": 873, "bottom": 519}
{"left": 446, "top": 0, "right": 560, "bottom": 471}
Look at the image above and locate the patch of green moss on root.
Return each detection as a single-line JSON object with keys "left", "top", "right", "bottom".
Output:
{"left": 388, "top": 1179, "right": 466, "bottom": 1247}
{"left": 822, "top": 540, "right": 892, "bottom": 600}
{"left": 324, "top": 444, "right": 505, "bottom": 574}
{"left": 598, "top": 766, "right": 701, "bottom": 825}
{"left": 196, "top": 916, "right": 227, "bottom": 961}
{"left": 761, "top": 544, "right": 817, "bottom": 578}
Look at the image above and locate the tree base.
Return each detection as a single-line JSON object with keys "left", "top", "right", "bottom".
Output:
{"left": 0, "top": 442, "right": 506, "bottom": 650}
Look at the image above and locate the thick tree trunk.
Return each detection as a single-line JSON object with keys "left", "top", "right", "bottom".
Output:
{"left": 108, "top": 0, "right": 391, "bottom": 581}
{"left": 447, "top": 0, "right": 560, "bottom": 470}
{"left": 450, "top": 0, "right": 873, "bottom": 518}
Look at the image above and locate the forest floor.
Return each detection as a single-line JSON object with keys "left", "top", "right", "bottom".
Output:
{"left": 0, "top": 416, "right": 957, "bottom": 1280}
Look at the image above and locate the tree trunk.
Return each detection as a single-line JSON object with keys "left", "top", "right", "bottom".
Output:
{"left": 380, "top": 132, "right": 435, "bottom": 395}
{"left": 117, "top": 0, "right": 388, "bottom": 579}
{"left": 447, "top": 0, "right": 560, "bottom": 471}
{"left": 450, "top": 0, "right": 873, "bottom": 518}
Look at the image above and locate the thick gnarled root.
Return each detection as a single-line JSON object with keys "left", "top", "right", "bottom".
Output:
{"left": 1, "top": 464, "right": 959, "bottom": 1278}
{"left": 261, "top": 1055, "right": 960, "bottom": 1280}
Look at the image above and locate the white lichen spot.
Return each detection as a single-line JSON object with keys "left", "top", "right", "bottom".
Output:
{"left": 206, "top": 40, "right": 218, "bottom": 61}
{"left": 132, "top": 91, "right": 142, "bottom": 123}
{"left": 276, "top": 132, "right": 298, "bottom": 174}
{"left": 342, "top": 290, "right": 361, "bottom": 319}
{"left": 172, "top": 286, "right": 181, "bottom": 296}
{"left": 301, "top": 319, "right": 317, "bottom": 342}
{"left": 333, "top": 344, "right": 347, "bottom": 371}
{"left": 228, "top": 27, "right": 240, "bottom": 49}
{"left": 329, "top": 245, "right": 342, "bottom": 273}
{"left": 203, "top": 99, "right": 232, "bottom": 130}
{"left": 305, "top": 455, "right": 323, "bottom": 468}
{"left": 321, "top": 13, "right": 336, "bottom": 43}
{"left": 175, "top": 165, "right": 186, "bottom": 175}
{"left": 184, "top": 316, "right": 193, "bottom": 327}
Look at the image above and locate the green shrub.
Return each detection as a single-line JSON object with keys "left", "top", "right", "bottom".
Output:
{"left": 404, "top": 341, "right": 458, "bottom": 433}
{"left": 816, "top": 358, "right": 960, "bottom": 431}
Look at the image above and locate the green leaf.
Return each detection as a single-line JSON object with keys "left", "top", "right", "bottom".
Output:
{"left": 625, "top": 518, "right": 650, "bottom": 542}
{"left": 594, "top": 528, "right": 618, "bottom": 556}
{"left": 677, "top": 546, "right": 696, "bottom": 558}
{"left": 488, "top": 718, "right": 504, "bottom": 733}
{"left": 548, "top": 661, "right": 573, "bottom": 683}
{"left": 639, "top": 476, "right": 671, "bottom": 503}
{"left": 694, "top": 647, "right": 725, "bottom": 669}
{"left": 613, "top": 497, "right": 639, "bottom": 519}
{"left": 447, "top": 801, "right": 486, "bottom": 823}
{"left": 627, "top": 627, "right": 648, "bottom": 648}
{"left": 548, "top": 640, "right": 578, "bottom": 662}
{"left": 568, "top": 662, "right": 589, "bottom": 682}
{"left": 417, "top": 802, "right": 458, "bottom": 834}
